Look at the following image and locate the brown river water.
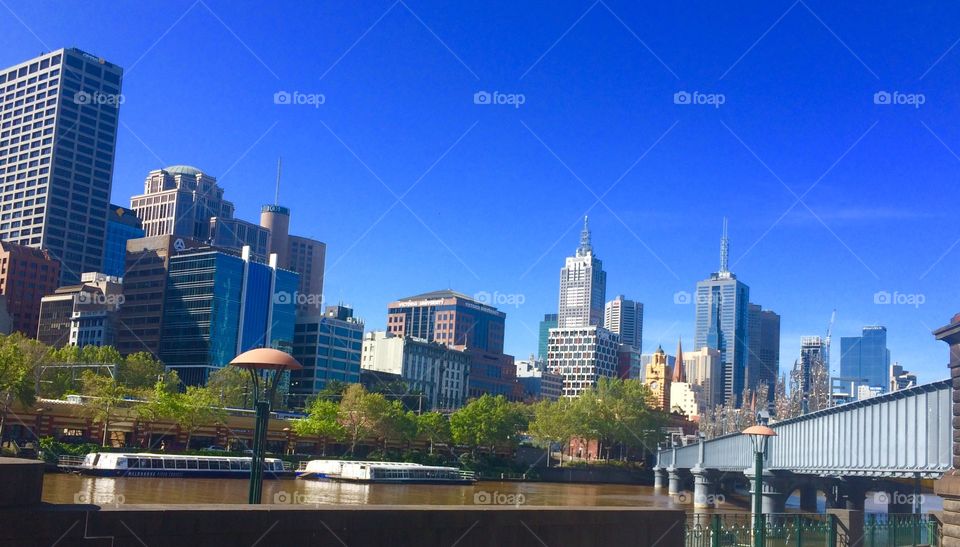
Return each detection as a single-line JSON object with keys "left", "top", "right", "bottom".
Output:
{"left": 43, "top": 474, "right": 941, "bottom": 513}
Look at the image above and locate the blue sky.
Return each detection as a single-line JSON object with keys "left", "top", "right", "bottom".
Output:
{"left": 3, "top": 0, "right": 959, "bottom": 383}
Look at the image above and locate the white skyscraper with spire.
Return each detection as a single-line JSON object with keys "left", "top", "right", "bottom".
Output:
{"left": 693, "top": 218, "right": 751, "bottom": 407}
{"left": 558, "top": 217, "right": 607, "bottom": 328}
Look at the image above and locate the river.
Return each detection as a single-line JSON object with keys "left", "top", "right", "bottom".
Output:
{"left": 43, "top": 474, "right": 942, "bottom": 513}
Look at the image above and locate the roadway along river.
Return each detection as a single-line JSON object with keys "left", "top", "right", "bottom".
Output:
{"left": 43, "top": 474, "right": 942, "bottom": 513}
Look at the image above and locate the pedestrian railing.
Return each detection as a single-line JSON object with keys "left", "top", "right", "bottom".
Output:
{"left": 686, "top": 513, "right": 834, "bottom": 547}
{"left": 864, "top": 513, "right": 938, "bottom": 546}
{"left": 686, "top": 512, "right": 937, "bottom": 547}
{"left": 57, "top": 455, "right": 86, "bottom": 469}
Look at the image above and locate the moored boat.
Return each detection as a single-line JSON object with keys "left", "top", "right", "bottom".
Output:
{"left": 63, "top": 452, "right": 294, "bottom": 479}
{"left": 297, "top": 459, "right": 475, "bottom": 484}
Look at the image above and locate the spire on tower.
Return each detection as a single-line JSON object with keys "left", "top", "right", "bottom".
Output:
{"left": 672, "top": 337, "right": 685, "bottom": 383}
{"left": 274, "top": 156, "right": 282, "bottom": 205}
{"left": 577, "top": 215, "right": 593, "bottom": 256}
{"left": 719, "top": 217, "right": 730, "bottom": 274}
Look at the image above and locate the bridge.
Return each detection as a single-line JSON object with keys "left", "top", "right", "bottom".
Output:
{"left": 653, "top": 379, "right": 952, "bottom": 513}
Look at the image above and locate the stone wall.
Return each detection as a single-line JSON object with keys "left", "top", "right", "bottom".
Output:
{"left": 935, "top": 313, "right": 960, "bottom": 546}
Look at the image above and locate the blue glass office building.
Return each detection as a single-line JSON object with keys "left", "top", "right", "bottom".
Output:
{"left": 839, "top": 326, "right": 890, "bottom": 395}
{"left": 290, "top": 305, "right": 364, "bottom": 405}
{"left": 160, "top": 246, "right": 298, "bottom": 386}
{"left": 103, "top": 205, "right": 144, "bottom": 277}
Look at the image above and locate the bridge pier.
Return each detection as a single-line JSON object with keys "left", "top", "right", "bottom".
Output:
{"left": 653, "top": 467, "right": 667, "bottom": 490}
{"left": 745, "top": 469, "right": 788, "bottom": 517}
{"left": 798, "top": 483, "right": 818, "bottom": 512}
{"left": 667, "top": 467, "right": 684, "bottom": 496}
{"left": 839, "top": 478, "right": 870, "bottom": 511}
{"left": 691, "top": 467, "right": 718, "bottom": 509}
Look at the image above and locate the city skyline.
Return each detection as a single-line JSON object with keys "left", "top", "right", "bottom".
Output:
{"left": 1, "top": 2, "right": 956, "bottom": 384}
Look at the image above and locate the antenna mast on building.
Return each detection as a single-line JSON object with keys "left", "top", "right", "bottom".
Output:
{"left": 274, "top": 156, "right": 282, "bottom": 205}
{"left": 719, "top": 217, "right": 729, "bottom": 274}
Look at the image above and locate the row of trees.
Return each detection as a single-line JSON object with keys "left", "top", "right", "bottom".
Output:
{"left": 293, "top": 384, "right": 528, "bottom": 457}
{"left": 527, "top": 377, "right": 665, "bottom": 464}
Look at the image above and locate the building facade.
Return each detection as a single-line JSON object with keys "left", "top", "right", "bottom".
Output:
{"left": 208, "top": 216, "right": 270, "bottom": 260}
{"left": 682, "top": 346, "right": 723, "bottom": 411}
{"left": 0, "top": 241, "right": 60, "bottom": 336}
{"left": 114, "top": 235, "right": 205, "bottom": 357}
{"left": 289, "top": 305, "right": 364, "bottom": 404}
{"left": 386, "top": 289, "right": 506, "bottom": 353}
{"left": 558, "top": 217, "right": 606, "bottom": 329}
{"left": 747, "top": 303, "right": 780, "bottom": 401}
{"left": 102, "top": 205, "right": 143, "bottom": 278}
{"left": 0, "top": 49, "right": 123, "bottom": 284}
{"left": 840, "top": 326, "right": 890, "bottom": 394}
{"left": 537, "top": 313, "right": 557, "bottom": 360}
{"left": 285, "top": 234, "right": 325, "bottom": 315}
{"left": 546, "top": 325, "right": 619, "bottom": 398}
{"left": 130, "top": 165, "right": 234, "bottom": 240}
{"left": 643, "top": 346, "right": 671, "bottom": 411}
{"left": 693, "top": 221, "right": 750, "bottom": 406}
{"left": 361, "top": 331, "right": 470, "bottom": 410}
{"left": 797, "top": 335, "right": 828, "bottom": 397}
{"left": 159, "top": 246, "right": 298, "bottom": 386}
{"left": 604, "top": 295, "right": 643, "bottom": 352}
{"left": 36, "top": 272, "right": 122, "bottom": 347}
{"left": 515, "top": 355, "right": 563, "bottom": 401}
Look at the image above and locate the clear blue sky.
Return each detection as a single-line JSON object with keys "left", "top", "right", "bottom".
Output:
{"left": 3, "top": 0, "right": 959, "bottom": 383}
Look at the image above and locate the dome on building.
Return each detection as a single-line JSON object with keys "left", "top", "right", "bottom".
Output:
{"left": 163, "top": 165, "right": 204, "bottom": 176}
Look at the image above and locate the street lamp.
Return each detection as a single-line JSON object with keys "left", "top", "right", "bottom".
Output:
{"left": 229, "top": 348, "right": 302, "bottom": 504}
{"left": 743, "top": 424, "right": 777, "bottom": 547}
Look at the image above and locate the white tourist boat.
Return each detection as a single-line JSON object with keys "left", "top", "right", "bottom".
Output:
{"left": 63, "top": 452, "right": 294, "bottom": 479}
{"left": 297, "top": 460, "right": 475, "bottom": 485}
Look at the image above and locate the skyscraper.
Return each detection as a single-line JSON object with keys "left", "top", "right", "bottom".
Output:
{"left": 537, "top": 313, "right": 558, "bottom": 359}
{"left": 693, "top": 220, "right": 750, "bottom": 406}
{"left": 840, "top": 326, "right": 890, "bottom": 394}
{"left": 797, "top": 335, "right": 827, "bottom": 396}
{"left": 0, "top": 241, "right": 60, "bottom": 336}
{"left": 386, "top": 289, "right": 506, "bottom": 353}
{"left": 102, "top": 205, "right": 143, "bottom": 278}
{"left": 558, "top": 217, "right": 606, "bottom": 328}
{"left": 604, "top": 295, "right": 643, "bottom": 352}
{"left": 747, "top": 303, "right": 780, "bottom": 402}
{"left": 130, "top": 165, "right": 235, "bottom": 240}
{"left": 290, "top": 304, "right": 364, "bottom": 405}
{"left": 0, "top": 49, "right": 123, "bottom": 283}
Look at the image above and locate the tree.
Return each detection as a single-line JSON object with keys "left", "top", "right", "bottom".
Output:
{"left": 0, "top": 335, "right": 36, "bottom": 442}
{"left": 207, "top": 366, "right": 253, "bottom": 409}
{"left": 373, "top": 400, "right": 417, "bottom": 452}
{"left": 79, "top": 370, "right": 128, "bottom": 447}
{"left": 449, "top": 395, "right": 525, "bottom": 454}
{"left": 170, "top": 386, "right": 224, "bottom": 449}
{"left": 293, "top": 398, "right": 345, "bottom": 456}
{"left": 338, "top": 384, "right": 383, "bottom": 456}
{"left": 118, "top": 352, "right": 170, "bottom": 392}
{"left": 527, "top": 399, "right": 574, "bottom": 466}
{"left": 416, "top": 412, "right": 451, "bottom": 455}
{"left": 136, "top": 379, "right": 178, "bottom": 449}
{"left": 317, "top": 380, "right": 350, "bottom": 401}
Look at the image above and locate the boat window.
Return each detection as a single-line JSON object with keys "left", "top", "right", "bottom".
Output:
{"left": 175, "top": 459, "right": 187, "bottom": 469}
{"left": 164, "top": 459, "right": 176, "bottom": 469}
{"left": 198, "top": 460, "right": 209, "bottom": 470}
{"left": 127, "top": 458, "right": 139, "bottom": 469}
{"left": 151, "top": 459, "right": 163, "bottom": 469}
{"left": 240, "top": 460, "right": 250, "bottom": 470}
{"left": 230, "top": 460, "right": 240, "bottom": 470}
{"left": 187, "top": 459, "right": 198, "bottom": 469}
{"left": 209, "top": 460, "right": 219, "bottom": 470}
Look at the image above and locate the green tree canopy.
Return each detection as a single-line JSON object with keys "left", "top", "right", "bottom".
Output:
{"left": 449, "top": 394, "right": 526, "bottom": 453}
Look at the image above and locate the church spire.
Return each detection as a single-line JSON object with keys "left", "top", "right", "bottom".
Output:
{"left": 577, "top": 215, "right": 592, "bottom": 256}
{"left": 672, "top": 337, "right": 685, "bottom": 382}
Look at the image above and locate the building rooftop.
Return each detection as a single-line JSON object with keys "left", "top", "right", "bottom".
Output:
{"left": 396, "top": 289, "right": 475, "bottom": 301}
{"left": 162, "top": 165, "right": 204, "bottom": 176}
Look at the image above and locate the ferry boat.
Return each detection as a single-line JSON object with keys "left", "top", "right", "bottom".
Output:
{"left": 297, "top": 460, "right": 475, "bottom": 485}
{"left": 63, "top": 452, "right": 294, "bottom": 479}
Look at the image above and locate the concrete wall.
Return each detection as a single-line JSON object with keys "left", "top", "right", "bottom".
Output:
{"left": 0, "top": 505, "right": 685, "bottom": 547}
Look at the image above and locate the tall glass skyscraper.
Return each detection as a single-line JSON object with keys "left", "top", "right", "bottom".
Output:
{"left": 538, "top": 313, "right": 558, "bottom": 360}
{"left": 102, "top": 205, "right": 143, "bottom": 277}
{"left": 840, "top": 326, "right": 890, "bottom": 394}
{"left": 159, "top": 246, "right": 298, "bottom": 386}
{"left": 0, "top": 49, "right": 123, "bottom": 283}
{"left": 558, "top": 217, "right": 606, "bottom": 328}
{"left": 693, "top": 220, "right": 750, "bottom": 406}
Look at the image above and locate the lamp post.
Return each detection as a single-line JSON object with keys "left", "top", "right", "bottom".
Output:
{"left": 743, "top": 424, "right": 777, "bottom": 547}
{"left": 229, "top": 348, "right": 302, "bottom": 504}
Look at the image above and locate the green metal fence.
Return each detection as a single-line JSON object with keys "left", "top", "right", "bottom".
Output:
{"left": 685, "top": 513, "right": 939, "bottom": 547}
